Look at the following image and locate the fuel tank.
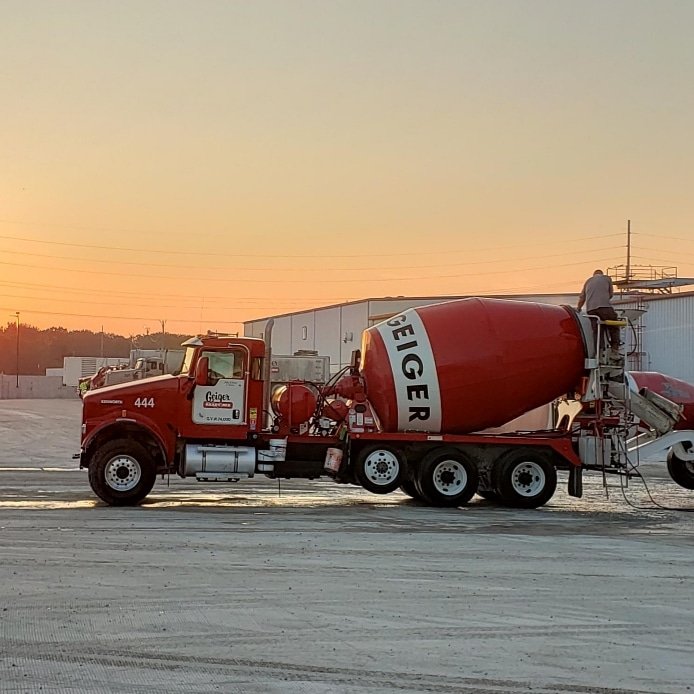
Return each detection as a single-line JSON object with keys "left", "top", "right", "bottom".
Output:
{"left": 630, "top": 372, "right": 694, "bottom": 430}
{"left": 360, "top": 298, "right": 588, "bottom": 434}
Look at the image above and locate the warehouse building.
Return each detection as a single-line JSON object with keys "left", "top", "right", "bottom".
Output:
{"left": 244, "top": 293, "right": 577, "bottom": 374}
{"left": 618, "top": 291, "right": 694, "bottom": 382}
{"left": 244, "top": 291, "right": 694, "bottom": 383}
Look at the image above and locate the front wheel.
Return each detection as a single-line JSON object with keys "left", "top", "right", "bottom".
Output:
{"left": 416, "top": 448, "right": 479, "bottom": 507}
{"left": 88, "top": 439, "right": 157, "bottom": 506}
{"left": 354, "top": 445, "right": 405, "bottom": 494}
{"left": 493, "top": 449, "right": 557, "bottom": 509}
{"left": 667, "top": 448, "right": 694, "bottom": 490}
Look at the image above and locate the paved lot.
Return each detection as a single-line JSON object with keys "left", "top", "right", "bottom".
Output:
{"left": 1, "top": 400, "right": 693, "bottom": 693}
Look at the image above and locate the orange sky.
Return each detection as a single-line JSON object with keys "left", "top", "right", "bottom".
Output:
{"left": 2, "top": 1, "right": 693, "bottom": 335}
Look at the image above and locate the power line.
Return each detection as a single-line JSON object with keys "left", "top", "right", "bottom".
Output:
{"left": 633, "top": 246, "right": 694, "bottom": 260}
{"left": 630, "top": 255, "right": 694, "bottom": 269}
{"left": 0, "top": 305, "right": 243, "bottom": 326}
{"left": 637, "top": 232, "right": 694, "bottom": 243}
{"left": 0, "top": 244, "right": 624, "bottom": 272}
{"left": 0, "top": 277, "right": 589, "bottom": 315}
{"left": 0, "top": 291, "right": 323, "bottom": 313}
{"left": 0, "top": 253, "right": 622, "bottom": 283}
{"left": 0, "top": 280, "right": 343, "bottom": 304}
{"left": 1, "top": 280, "right": 595, "bottom": 328}
{"left": 0, "top": 229, "right": 624, "bottom": 260}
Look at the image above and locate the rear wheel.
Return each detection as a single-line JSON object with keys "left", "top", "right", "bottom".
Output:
{"left": 88, "top": 439, "right": 157, "bottom": 506}
{"left": 416, "top": 448, "right": 478, "bottom": 507}
{"left": 354, "top": 445, "right": 405, "bottom": 495}
{"left": 493, "top": 449, "right": 557, "bottom": 509}
{"left": 476, "top": 466, "right": 499, "bottom": 502}
{"left": 667, "top": 447, "right": 694, "bottom": 490}
{"left": 400, "top": 478, "right": 424, "bottom": 500}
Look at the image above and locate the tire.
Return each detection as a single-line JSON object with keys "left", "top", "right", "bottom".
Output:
{"left": 493, "top": 448, "right": 557, "bottom": 509}
{"left": 416, "top": 448, "right": 478, "bottom": 507}
{"left": 667, "top": 448, "right": 694, "bottom": 490}
{"left": 399, "top": 478, "right": 423, "bottom": 499}
{"left": 476, "top": 467, "right": 499, "bottom": 502}
{"left": 88, "top": 439, "right": 157, "bottom": 506}
{"left": 354, "top": 445, "right": 405, "bottom": 495}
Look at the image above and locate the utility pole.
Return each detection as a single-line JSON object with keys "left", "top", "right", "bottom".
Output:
{"left": 159, "top": 319, "right": 166, "bottom": 351}
{"left": 626, "top": 219, "right": 632, "bottom": 283}
{"left": 14, "top": 312, "right": 20, "bottom": 388}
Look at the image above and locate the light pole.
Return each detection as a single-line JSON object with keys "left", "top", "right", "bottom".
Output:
{"left": 13, "top": 312, "right": 20, "bottom": 388}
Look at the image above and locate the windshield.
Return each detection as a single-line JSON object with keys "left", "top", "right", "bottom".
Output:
{"left": 181, "top": 347, "right": 196, "bottom": 375}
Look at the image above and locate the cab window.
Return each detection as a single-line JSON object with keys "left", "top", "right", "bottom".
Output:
{"left": 202, "top": 350, "right": 245, "bottom": 379}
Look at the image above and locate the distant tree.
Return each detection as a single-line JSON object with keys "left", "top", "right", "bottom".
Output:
{"left": 0, "top": 323, "right": 192, "bottom": 375}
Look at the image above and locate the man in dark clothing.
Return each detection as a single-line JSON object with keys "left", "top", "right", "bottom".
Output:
{"left": 577, "top": 269, "right": 621, "bottom": 351}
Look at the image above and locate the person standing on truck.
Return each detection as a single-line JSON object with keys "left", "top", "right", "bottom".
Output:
{"left": 577, "top": 269, "right": 621, "bottom": 353}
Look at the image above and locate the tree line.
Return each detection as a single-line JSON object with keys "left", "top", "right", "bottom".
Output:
{"left": 0, "top": 323, "right": 192, "bottom": 376}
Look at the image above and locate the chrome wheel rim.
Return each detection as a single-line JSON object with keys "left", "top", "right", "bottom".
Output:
{"left": 363, "top": 450, "right": 400, "bottom": 486}
{"left": 104, "top": 454, "right": 142, "bottom": 492}
{"left": 511, "top": 461, "right": 545, "bottom": 497}
{"left": 432, "top": 459, "right": 467, "bottom": 496}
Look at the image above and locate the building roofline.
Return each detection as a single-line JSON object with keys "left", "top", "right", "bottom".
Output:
{"left": 243, "top": 293, "right": 581, "bottom": 324}
{"left": 615, "top": 290, "right": 694, "bottom": 304}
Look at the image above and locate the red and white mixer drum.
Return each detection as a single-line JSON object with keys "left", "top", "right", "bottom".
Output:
{"left": 360, "top": 298, "right": 588, "bottom": 434}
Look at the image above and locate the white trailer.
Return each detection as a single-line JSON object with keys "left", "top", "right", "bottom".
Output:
{"left": 62, "top": 356, "right": 129, "bottom": 387}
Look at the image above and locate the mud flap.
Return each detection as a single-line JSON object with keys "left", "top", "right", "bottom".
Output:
{"left": 568, "top": 466, "right": 583, "bottom": 498}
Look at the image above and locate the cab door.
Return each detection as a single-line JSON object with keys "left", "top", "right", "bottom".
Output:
{"left": 192, "top": 348, "right": 248, "bottom": 426}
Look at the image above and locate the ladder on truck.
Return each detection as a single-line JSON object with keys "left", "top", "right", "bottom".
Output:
{"left": 574, "top": 315, "right": 694, "bottom": 482}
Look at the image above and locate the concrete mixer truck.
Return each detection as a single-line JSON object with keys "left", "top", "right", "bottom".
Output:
{"left": 78, "top": 297, "right": 694, "bottom": 507}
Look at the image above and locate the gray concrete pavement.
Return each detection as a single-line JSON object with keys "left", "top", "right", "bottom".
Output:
{"left": 1, "top": 400, "right": 693, "bottom": 693}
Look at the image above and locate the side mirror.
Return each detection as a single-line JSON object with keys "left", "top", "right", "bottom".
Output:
{"left": 195, "top": 356, "right": 209, "bottom": 386}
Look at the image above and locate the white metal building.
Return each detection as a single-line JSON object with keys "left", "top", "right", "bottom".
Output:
{"left": 244, "top": 292, "right": 694, "bottom": 383}
{"left": 244, "top": 294, "right": 579, "bottom": 374}
{"left": 619, "top": 291, "right": 694, "bottom": 383}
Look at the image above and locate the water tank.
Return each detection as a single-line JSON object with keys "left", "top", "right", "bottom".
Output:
{"left": 271, "top": 383, "right": 317, "bottom": 427}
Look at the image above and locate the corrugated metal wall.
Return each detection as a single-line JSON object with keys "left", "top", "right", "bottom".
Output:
{"left": 640, "top": 295, "right": 694, "bottom": 382}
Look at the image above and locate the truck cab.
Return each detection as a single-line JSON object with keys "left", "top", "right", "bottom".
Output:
{"left": 80, "top": 335, "right": 272, "bottom": 505}
{"left": 178, "top": 335, "right": 265, "bottom": 438}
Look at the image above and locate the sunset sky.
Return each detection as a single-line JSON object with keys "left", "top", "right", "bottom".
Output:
{"left": 1, "top": 0, "right": 693, "bottom": 335}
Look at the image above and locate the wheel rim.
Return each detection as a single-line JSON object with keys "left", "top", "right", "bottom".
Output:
{"left": 510, "top": 461, "right": 545, "bottom": 497}
{"left": 362, "top": 449, "right": 400, "bottom": 487}
{"left": 104, "top": 454, "right": 142, "bottom": 492}
{"left": 432, "top": 459, "right": 467, "bottom": 496}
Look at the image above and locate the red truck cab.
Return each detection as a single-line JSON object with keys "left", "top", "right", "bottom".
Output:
{"left": 80, "top": 335, "right": 280, "bottom": 505}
